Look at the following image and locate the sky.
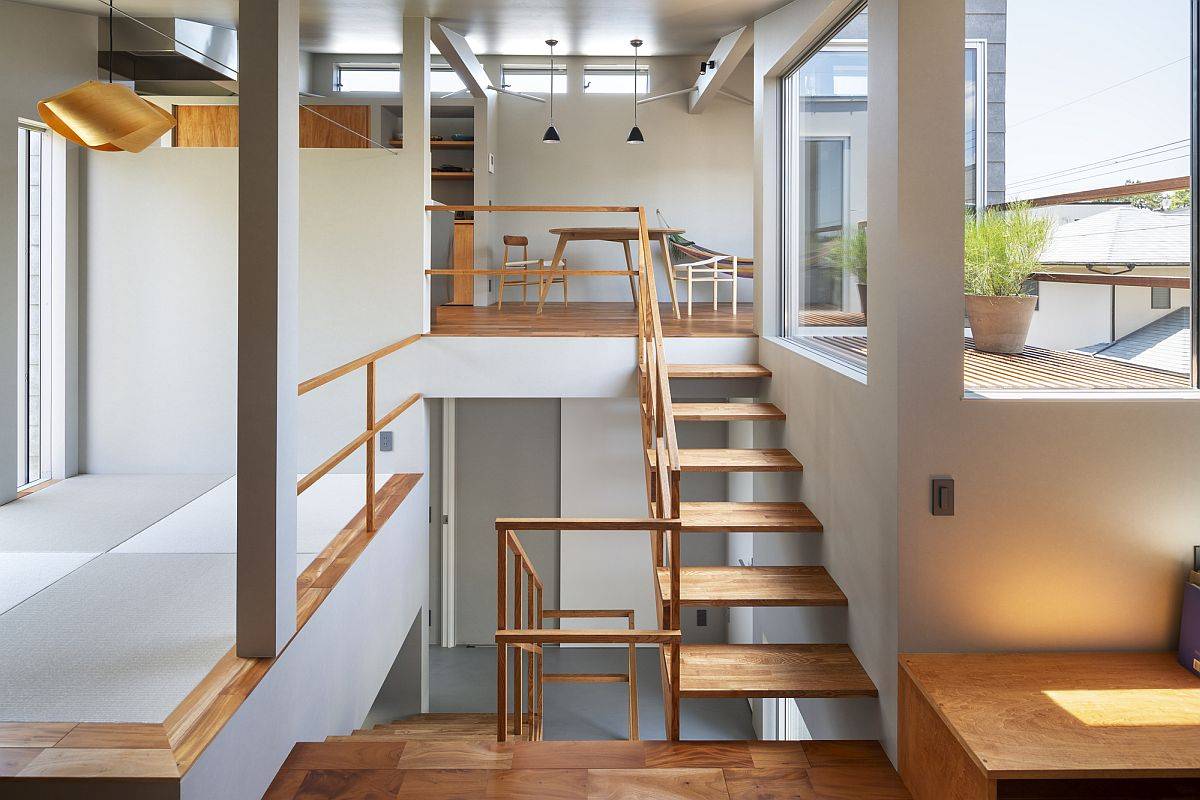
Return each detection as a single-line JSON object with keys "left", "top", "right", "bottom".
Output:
{"left": 1004, "top": 0, "right": 1192, "bottom": 200}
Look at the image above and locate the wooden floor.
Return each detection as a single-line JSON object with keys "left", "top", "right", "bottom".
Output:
{"left": 429, "top": 302, "right": 755, "bottom": 337}
{"left": 264, "top": 738, "right": 911, "bottom": 799}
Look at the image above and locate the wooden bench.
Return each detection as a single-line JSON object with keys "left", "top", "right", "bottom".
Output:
{"left": 900, "top": 652, "right": 1200, "bottom": 799}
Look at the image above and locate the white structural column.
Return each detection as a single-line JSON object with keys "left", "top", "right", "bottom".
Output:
{"left": 403, "top": 17, "right": 433, "bottom": 331}
{"left": 237, "top": 0, "right": 300, "bottom": 657}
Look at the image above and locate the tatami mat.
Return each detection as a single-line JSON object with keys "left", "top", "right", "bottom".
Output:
{"left": 0, "top": 474, "right": 227, "bottom": 552}
{"left": 113, "top": 474, "right": 391, "bottom": 555}
{"left": 0, "top": 553, "right": 237, "bottom": 722}
{"left": 0, "top": 552, "right": 98, "bottom": 615}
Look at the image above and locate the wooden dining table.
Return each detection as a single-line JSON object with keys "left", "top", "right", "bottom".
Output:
{"left": 539, "top": 226, "right": 684, "bottom": 318}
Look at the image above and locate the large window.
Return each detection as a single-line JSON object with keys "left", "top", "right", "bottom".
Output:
{"left": 780, "top": 7, "right": 869, "bottom": 362}
{"left": 964, "top": 0, "right": 1194, "bottom": 393}
{"left": 501, "top": 64, "right": 567, "bottom": 94}
{"left": 17, "top": 125, "right": 52, "bottom": 489}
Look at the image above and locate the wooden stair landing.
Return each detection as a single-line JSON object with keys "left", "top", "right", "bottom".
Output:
{"left": 680, "top": 501, "right": 823, "bottom": 533}
{"left": 667, "top": 363, "right": 771, "bottom": 379}
{"left": 650, "top": 448, "right": 803, "bottom": 473}
{"left": 673, "top": 402, "right": 785, "bottom": 422}
{"left": 656, "top": 566, "right": 847, "bottom": 607}
{"left": 678, "top": 644, "right": 878, "bottom": 699}
{"left": 338, "top": 713, "right": 509, "bottom": 742}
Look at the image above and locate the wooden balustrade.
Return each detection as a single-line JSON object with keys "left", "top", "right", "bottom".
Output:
{"left": 295, "top": 335, "right": 421, "bottom": 532}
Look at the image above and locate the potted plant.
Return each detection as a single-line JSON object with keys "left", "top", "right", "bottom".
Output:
{"left": 827, "top": 225, "right": 868, "bottom": 319}
{"left": 963, "top": 203, "right": 1054, "bottom": 354}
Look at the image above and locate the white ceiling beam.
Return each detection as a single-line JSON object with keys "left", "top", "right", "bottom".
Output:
{"left": 430, "top": 22, "right": 491, "bottom": 99}
{"left": 689, "top": 25, "right": 753, "bottom": 114}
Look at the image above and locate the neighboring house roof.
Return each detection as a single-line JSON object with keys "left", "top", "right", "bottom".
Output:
{"left": 1039, "top": 205, "right": 1191, "bottom": 267}
{"left": 1075, "top": 307, "right": 1192, "bottom": 375}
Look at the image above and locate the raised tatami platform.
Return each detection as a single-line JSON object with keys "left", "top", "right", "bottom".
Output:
{"left": 0, "top": 473, "right": 393, "bottom": 724}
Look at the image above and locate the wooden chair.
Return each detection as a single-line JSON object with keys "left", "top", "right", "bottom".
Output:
{"left": 500, "top": 235, "right": 567, "bottom": 309}
{"left": 672, "top": 253, "right": 739, "bottom": 316}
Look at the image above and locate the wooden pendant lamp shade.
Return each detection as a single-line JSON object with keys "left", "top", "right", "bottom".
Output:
{"left": 38, "top": 80, "right": 176, "bottom": 153}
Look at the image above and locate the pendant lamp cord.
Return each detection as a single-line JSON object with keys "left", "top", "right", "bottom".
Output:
{"left": 549, "top": 43, "right": 555, "bottom": 125}
{"left": 107, "top": 0, "right": 114, "bottom": 83}
{"left": 632, "top": 45, "right": 638, "bottom": 123}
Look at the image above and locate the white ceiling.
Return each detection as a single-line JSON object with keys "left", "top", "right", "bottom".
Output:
{"left": 27, "top": 0, "right": 789, "bottom": 54}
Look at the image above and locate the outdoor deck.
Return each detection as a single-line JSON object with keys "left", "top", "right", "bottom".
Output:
{"left": 818, "top": 337, "right": 1191, "bottom": 390}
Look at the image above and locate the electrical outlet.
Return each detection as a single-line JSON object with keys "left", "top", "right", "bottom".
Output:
{"left": 379, "top": 431, "right": 394, "bottom": 452}
{"left": 696, "top": 609, "right": 708, "bottom": 627}
{"left": 488, "top": 152, "right": 495, "bottom": 173}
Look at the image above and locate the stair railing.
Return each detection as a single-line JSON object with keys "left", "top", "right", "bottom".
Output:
{"left": 297, "top": 334, "right": 422, "bottom": 531}
{"left": 634, "top": 209, "right": 684, "bottom": 740}
{"left": 495, "top": 518, "right": 682, "bottom": 742}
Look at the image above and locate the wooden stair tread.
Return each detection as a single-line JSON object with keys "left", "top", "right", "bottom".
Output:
{"left": 667, "top": 363, "right": 771, "bottom": 379}
{"left": 673, "top": 402, "right": 785, "bottom": 422}
{"left": 680, "top": 501, "right": 823, "bottom": 532}
{"left": 656, "top": 566, "right": 847, "bottom": 606}
{"left": 649, "top": 448, "right": 803, "bottom": 472}
{"left": 678, "top": 644, "right": 878, "bottom": 699}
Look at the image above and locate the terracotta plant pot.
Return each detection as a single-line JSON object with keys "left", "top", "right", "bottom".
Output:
{"left": 857, "top": 283, "right": 868, "bottom": 321}
{"left": 965, "top": 294, "right": 1036, "bottom": 354}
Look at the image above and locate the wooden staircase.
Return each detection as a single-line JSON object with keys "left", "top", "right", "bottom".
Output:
{"left": 654, "top": 361, "right": 878, "bottom": 725}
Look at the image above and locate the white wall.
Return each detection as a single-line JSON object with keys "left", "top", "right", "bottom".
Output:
{"left": 82, "top": 148, "right": 428, "bottom": 475}
{"left": 484, "top": 55, "right": 754, "bottom": 304}
{"left": 1025, "top": 282, "right": 1110, "bottom": 350}
{"left": 0, "top": 1, "right": 94, "bottom": 500}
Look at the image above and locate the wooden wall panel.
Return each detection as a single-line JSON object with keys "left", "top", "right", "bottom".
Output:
{"left": 172, "top": 105, "right": 370, "bottom": 149}
{"left": 298, "top": 105, "right": 370, "bottom": 148}
{"left": 173, "top": 105, "right": 238, "bottom": 147}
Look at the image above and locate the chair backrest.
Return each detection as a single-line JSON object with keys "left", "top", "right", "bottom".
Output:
{"left": 503, "top": 234, "right": 529, "bottom": 247}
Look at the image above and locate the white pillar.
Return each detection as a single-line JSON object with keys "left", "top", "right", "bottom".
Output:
{"left": 403, "top": 17, "right": 433, "bottom": 331}
{"left": 237, "top": 0, "right": 300, "bottom": 657}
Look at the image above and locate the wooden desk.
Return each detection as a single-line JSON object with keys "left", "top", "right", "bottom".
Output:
{"left": 900, "top": 652, "right": 1200, "bottom": 799}
{"left": 542, "top": 226, "right": 684, "bottom": 318}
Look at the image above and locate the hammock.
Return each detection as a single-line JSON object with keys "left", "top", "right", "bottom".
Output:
{"left": 657, "top": 212, "right": 755, "bottom": 278}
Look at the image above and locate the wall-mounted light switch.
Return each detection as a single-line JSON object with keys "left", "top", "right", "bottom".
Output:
{"left": 488, "top": 152, "right": 495, "bottom": 173}
{"left": 931, "top": 477, "right": 954, "bottom": 516}
{"left": 379, "top": 431, "right": 394, "bottom": 452}
{"left": 696, "top": 609, "right": 708, "bottom": 627}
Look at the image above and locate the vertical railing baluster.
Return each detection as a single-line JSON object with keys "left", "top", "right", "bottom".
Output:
{"left": 496, "top": 530, "right": 508, "bottom": 742}
{"left": 513, "top": 548, "right": 524, "bottom": 741}
{"left": 365, "top": 361, "right": 376, "bottom": 531}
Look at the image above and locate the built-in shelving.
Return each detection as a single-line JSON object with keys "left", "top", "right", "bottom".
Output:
{"left": 432, "top": 171, "right": 474, "bottom": 181}
{"left": 387, "top": 140, "right": 475, "bottom": 149}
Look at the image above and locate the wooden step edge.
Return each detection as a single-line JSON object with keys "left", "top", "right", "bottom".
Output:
{"left": 677, "top": 644, "right": 878, "bottom": 699}
{"left": 679, "top": 502, "right": 824, "bottom": 533}
{"left": 496, "top": 628, "right": 681, "bottom": 644}
{"left": 651, "top": 448, "right": 804, "bottom": 473}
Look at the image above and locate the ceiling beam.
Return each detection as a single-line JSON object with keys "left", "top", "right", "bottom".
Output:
{"left": 689, "top": 25, "right": 753, "bottom": 114}
{"left": 430, "top": 22, "right": 490, "bottom": 99}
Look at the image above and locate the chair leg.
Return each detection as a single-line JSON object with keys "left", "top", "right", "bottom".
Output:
{"left": 563, "top": 275, "right": 569, "bottom": 305}
{"left": 686, "top": 269, "right": 693, "bottom": 317}
{"left": 498, "top": 277, "right": 505, "bottom": 310}
{"left": 627, "top": 642, "right": 639, "bottom": 740}
{"left": 522, "top": 267, "right": 528, "bottom": 304}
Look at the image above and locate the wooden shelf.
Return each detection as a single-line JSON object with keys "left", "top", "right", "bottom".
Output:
{"left": 679, "top": 501, "right": 823, "bottom": 533}
{"left": 432, "top": 171, "right": 474, "bottom": 181}
{"left": 388, "top": 140, "right": 475, "bottom": 149}
{"left": 657, "top": 566, "right": 847, "bottom": 607}
{"left": 678, "top": 644, "right": 878, "bottom": 699}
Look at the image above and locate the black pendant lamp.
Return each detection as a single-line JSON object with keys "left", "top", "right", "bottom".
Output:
{"left": 626, "top": 39, "right": 644, "bottom": 144}
{"left": 542, "top": 39, "right": 561, "bottom": 143}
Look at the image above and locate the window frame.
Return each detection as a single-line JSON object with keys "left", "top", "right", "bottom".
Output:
{"left": 582, "top": 64, "right": 650, "bottom": 94}
{"left": 500, "top": 63, "right": 568, "bottom": 95}
{"left": 333, "top": 62, "right": 401, "bottom": 94}
{"left": 17, "top": 122, "right": 54, "bottom": 490}
{"left": 965, "top": 39, "right": 988, "bottom": 214}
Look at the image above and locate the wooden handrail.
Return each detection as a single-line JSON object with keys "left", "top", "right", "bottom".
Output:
{"left": 296, "top": 392, "right": 421, "bottom": 495}
{"left": 426, "top": 204, "right": 640, "bottom": 213}
{"left": 425, "top": 268, "right": 641, "bottom": 277}
{"left": 298, "top": 334, "right": 421, "bottom": 395}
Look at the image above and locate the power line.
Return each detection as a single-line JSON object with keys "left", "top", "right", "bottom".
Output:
{"left": 1006, "top": 139, "right": 1189, "bottom": 189}
{"left": 1007, "top": 154, "right": 1191, "bottom": 198}
{"left": 1008, "top": 56, "right": 1189, "bottom": 129}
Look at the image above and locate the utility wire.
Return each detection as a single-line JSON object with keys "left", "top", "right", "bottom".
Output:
{"left": 92, "top": 0, "right": 399, "bottom": 155}
{"left": 1008, "top": 56, "right": 1188, "bottom": 129}
{"left": 1007, "top": 154, "right": 1191, "bottom": 197}
{"left": 1007, "top": 139, "right": 1189, "bottom": 189}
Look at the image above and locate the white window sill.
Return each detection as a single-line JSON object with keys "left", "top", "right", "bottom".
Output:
{"left": 762, "top": 335, "right": 868, "bottom": 385}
